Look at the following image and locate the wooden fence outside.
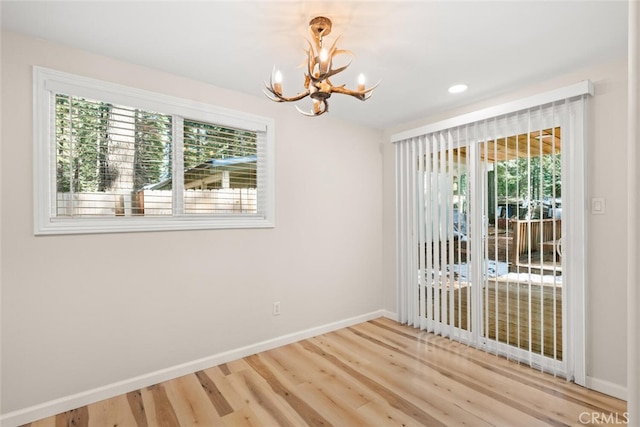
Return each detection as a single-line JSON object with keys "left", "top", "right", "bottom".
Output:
{"left": 56, "top": 189, "right": 257, "bottom": 217}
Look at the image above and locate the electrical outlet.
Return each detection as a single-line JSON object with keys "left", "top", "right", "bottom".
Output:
{"left": 273, "top": 301, "right": 281, "bottom": 316}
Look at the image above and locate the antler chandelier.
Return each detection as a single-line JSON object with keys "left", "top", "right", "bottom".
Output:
{"left": 264, "top": 16, "right": 379, "bottom": 116}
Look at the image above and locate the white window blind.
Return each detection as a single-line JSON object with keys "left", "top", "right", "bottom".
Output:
{"left": 181, "top": 119, "right": 258, "bottom": 215}
{"left": 393, "top": 82, "right": 591, "bottom": 382}
{"left": 55, "top": 95, "right": 173, "bottom": 217}
{"left": 34, "top": 67, "right": 275, "bottom": 234}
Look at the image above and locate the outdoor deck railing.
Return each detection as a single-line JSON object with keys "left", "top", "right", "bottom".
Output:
{"left": 510, "top": 219, "right": 561, "bottom": 265}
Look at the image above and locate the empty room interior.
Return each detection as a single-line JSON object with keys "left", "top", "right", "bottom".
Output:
{"left": 1, "top": 1, "right": 638, "bottom": 426}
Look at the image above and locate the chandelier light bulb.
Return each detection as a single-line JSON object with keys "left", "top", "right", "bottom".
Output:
{"left": 319, "top": 48, "right": 329, "bottom": 63}
{"left": 318, "top": 48, "right": 329, "bottom": 74}
{"left": 273, "top": 70, "right": 283, "bottom": 95}
{"left": 358, "top": 73, "right": 366, "bottom": 91}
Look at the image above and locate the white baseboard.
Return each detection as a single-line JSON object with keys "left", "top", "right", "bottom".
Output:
{"left": 1, "top": 310, "right": 385, "bottom": 427}
{"left": 381, "top": 309, "right": 399, "bottom": 321}
{"left": 585, "top": 376, "right": 627, "bottom": 401}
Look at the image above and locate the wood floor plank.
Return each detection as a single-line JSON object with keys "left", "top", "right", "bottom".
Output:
{"left": 355, "top": 399, "right": 426, "bottom": 427}
{"left": 22, "top": 318, "right": 626, "bottom": 427}
{"left": 258, "top": 343, "right": 316, "bottom": 386}
{"left": 81, "top": 394, "right": 119, "bottom": 426}
{"left": 126, "top": 389, "right": 149, "bottom": 427}
{"left": 218, "top": 363, "right": 232, "bottom": 376}
{"left": 288, "top": 343, "right": 373, "bottom": 410}
{"left": 199, "top": 365, "right": 253, "bottom": 412}
{"left": 138, "top": 384, "right": 179, "bottom": 427}
{"left": 86, "top": 393, "right": 139, "bottom": 427}
{"left": 138, "top": 385, "right": 161, "bottom": 427}
{"left": 54, "top": 407, "right": 88, "bottom": 427}
{"left": 223, "top": 358, "right": 251, "bottom": 375}
{"left": 148, "top": 384, "right": 181, "bottom": 427}
{"left": 223, "top": 367, "right": 305, "bottom": 427}
{"left": 245, "top": 354, "right": 333, "bottom": 426}
{"left": 219, "top": 405, "right": 263, "bottom": 427}
{"left": 263, "top": 340, "right": 375, "bottom": 414}
{"left": 308, "top": 330, "right": 477, "bottom": 424}
{"left": 301, "top": 339, "right": 450, "bottom": 426}
{"left": 194, "top": 370, "right": 234, "bottom": 417}
{"left": 292, "top": 379, "right": 373, "bottom": 426}
{"left": 24, "top": 418, "right": 54, "bottom": 427}
{"left": 162, "top": 374, "right": 224, "bottom": 426}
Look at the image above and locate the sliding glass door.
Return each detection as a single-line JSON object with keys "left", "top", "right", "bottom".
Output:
{"left": 477, "top": 127, "right": 563, "bottom": 370}
{"left": 395, "top": 84, "right": 589, "bottom": 381}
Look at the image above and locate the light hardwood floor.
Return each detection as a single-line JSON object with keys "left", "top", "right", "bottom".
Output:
{"left": 22, "top": 318, "right": 626, "bottom": 426}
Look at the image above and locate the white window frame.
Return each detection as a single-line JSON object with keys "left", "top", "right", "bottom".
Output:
{"left": 33, "top": 67, "right": 275, "bottom": 235}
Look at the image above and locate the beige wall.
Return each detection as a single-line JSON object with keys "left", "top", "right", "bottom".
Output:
{"left": 382, "top": 59, "right": 629, "bottom": 397}
{"left": 0, "top": 31, "right": 384, "bottom": 415}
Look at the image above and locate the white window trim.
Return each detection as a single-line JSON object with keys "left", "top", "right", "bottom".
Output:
{"left": 33, "top": 66, "right": 275, "bottom": 235}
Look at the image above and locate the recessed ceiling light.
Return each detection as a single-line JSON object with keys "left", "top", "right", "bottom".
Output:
{"left": 448, "top": 84, "right": 468, "bottom": 94}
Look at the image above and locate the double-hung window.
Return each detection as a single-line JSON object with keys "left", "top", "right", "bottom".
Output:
{"left": 33, "top": 67, "right": 275, "bottom": 234}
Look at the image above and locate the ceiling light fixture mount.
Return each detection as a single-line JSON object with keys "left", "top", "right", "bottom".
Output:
{"left": 264, "top": 16, "right": 379, "bottom": 117}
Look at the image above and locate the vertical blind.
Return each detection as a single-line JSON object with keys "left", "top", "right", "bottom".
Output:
{"left": 394, "top": 84, "right": 590, "bottom": 378}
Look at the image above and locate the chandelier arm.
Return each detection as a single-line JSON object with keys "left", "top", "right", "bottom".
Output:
{"left": 323, "top": 41, "right": 352, "bottom": 71}
{"left": 307, "top": 58, "right": 315, "bottom": 81}
{"left": 295, "top": 100, "right": 328, "bottom": 116}
{"left": 330, "top": 81, "right": 381, "bottom": 100}
{"left": 332, "top": 48, "right": 353, "bottom": 57}
{"left": 305, "top": 40, "right": 316, "bottom": 68}
{"left": 329, "top": 49, "right": 354, "bottom": 67}
{"left": 313, "top": 49, "right": 354, "bottom": 81}
{"left": 305, "top": 40, "right": 320, "bottom": 79}
{"left": 362, "top": 79, "right": 382, "bottom": 94}
{"left": 295, "top": 105, "right": 321, "bottom": 117}
{"left": 318, "top": 60, "right": 352, "bottom": 81}
{"left": 329, "top": 86, "right": 367, "bottom": 100}
{"left": 263, "top": 83, "right": 311, "bottom": 102}
{"left": 314, "top": 98, "right": 328, "bottom": 115}
{"left": 263, "top": 89, "right": 281, "bottom": 102}
{"left": 295, "top": 107, "right": 315, "bottom": 116}
{"left": 325, "top": 35, "right": 342, "bottom": 57}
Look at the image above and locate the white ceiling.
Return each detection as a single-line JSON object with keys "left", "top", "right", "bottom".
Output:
{"left": 1, "top": 1, "right": 629, "bottom": 129}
